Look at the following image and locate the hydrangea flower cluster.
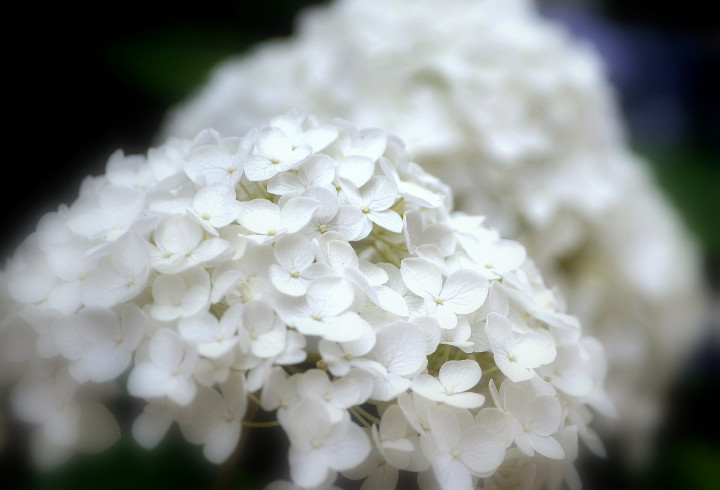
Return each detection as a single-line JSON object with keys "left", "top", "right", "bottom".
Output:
{"left": 0, "top": 113, "right": 612, "bottom": 489}
{"left": 163, "top": 0, "right": 705, "bottom": 456}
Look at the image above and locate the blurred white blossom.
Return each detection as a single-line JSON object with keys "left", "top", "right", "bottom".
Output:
{"left": 0, "top": 114, "right": 611, "bottom": 489}
{"left": 163, "top": 0, "right": 706, "bottom": 458}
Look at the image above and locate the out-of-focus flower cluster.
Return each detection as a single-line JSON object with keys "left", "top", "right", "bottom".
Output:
{"left": 0, "top": 113, "right": 612, "bottom": 489}
{"left": 164, "top": 0, "right": 705, "bottom": 456}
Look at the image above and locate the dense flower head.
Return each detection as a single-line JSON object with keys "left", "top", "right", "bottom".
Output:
{"left": 0, "top": 113, "right": 611, "bottom": 489}
{"left": 163, "top": 0, "right": 706, "bottom": 456}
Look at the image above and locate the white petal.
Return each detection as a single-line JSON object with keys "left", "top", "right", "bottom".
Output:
{"left": 85, "top": 342, "right": 132, "bottom": 382}
{"left": 329, "top": 376, "right": 363, "bottom": 408}
{"left": 203, "top": 422, "right": 241, "bottom": 464}
{"left": 514, "top": 332, "right": 557, "bottom": 368}
{"left": 495, "top": 354, "right": 534, "bottom": 382}
{"left": 166, "top": 376, "right": 197, "bottom": 406}
{"left": 179, "top": 311, "right": 218, "bottom": 344}
{"left": 300, "top": 154, "right": 336, "bottom": 183}
{"left": 322, "top": 421, "right": 372, "bottom": 471}
{"left": 371, "top": 374, "right": 411, "bottom": 402}
{"left": 252, "top": 331, "right": 286, "bottom": 358}
{"left": 149, "top": 328, "right": 183, "bottom": 369}
{"left": 528, "top": 433, "right": 565, "bottom": 460}
{"left": 132, "top": 406, "right": 173, "bottom": 449}
{"left": 553, "top": 369, "right": 593, "bottom": 397}
{"left": 400, "top": 258, "right": 442, "bottom": 298}
{"left": 444, "top": 392, "right": 485, "bottom": 409}
{"left": 237, "top": 199, "right": 280, "bottom": 234}
{"left": 475, "top": 408, "right": 514, "bottom": 448}
{"left": 305, "top": 277, "right": 355, "bottom": 317}
{"left": 432, "top": 457, "right": 473, "bottom": 490}
{"left": 273, "top": 235, "right": 315, "bottom": 271}
{"left": 47, "top": 280, "right": 82, "bottom": 314}
{"left": 198, "top": 339, "right": 237, "bottom": 359}
{"left": 514, "top": 432, "right": 535, "bottom": 457}
{"left": 127, "top": 363, "right": 170, "bottom": 399}
{"left": 280, "top": 197, "right": 321, "bottom": 233}
{"left": 328, "top": 206, "right": 365, "bottom": 240}
{"left": 427, "top": 406, "right": 462, "bottom": 452}
{"left": 486, "top": 312, "right": 514, "bottom": 351}
{"left": 378, "top": 405, "right": 409, "bottom": 442}
{"left": 110, "top": 231, "right": 151, "bottom": 278}
{"left": 369, "top": 209, "right": 403, "bottom": 233}
{"left": 440, "top": 270, "right": 488, "bottom": 314}
{"left": 358, "top": 461, "right": 399, "bottom": 490}
{"left": 243, "top": 299, "right": 277, "bottom": 333}
{"left": 457, "top": 425, "right": 505, "bottom": 475}
{"left": 77, "top": 402, "right": 121, "bottom": 454}
{"left": 336, "top": 156, "right": 375, "bottom": 187}
{"left": 289, "top": 445, "right": 329, "bottom": 488}
{"left": 185, "top": 146, "right": 240, "bottom": 185}
{"left": 152, "top": 273, "right": 186, "bottom": 305}
{"left": 528, "top": 396, "right": 562, "bottom": 436}
{"left": 351, "top": 359, "right": 388, "bottom": 377}
{"left": 267, "top": 172, "right": 303, "bottom": 195}
{"left": 269, "top": 265, "right": 310, "bottom": 296}
{"left": 81, "top": 264, "right": 133, "bottom": 308}
{"left": 321, "top": 313, "right": 371, "bottom": 342}
{"left": 439, "top": 360, "right": 482, "bottom": 393}
{"left": 411, "top": 374, "right": 445, "bottom": 402}
{"left": 52, "top": 315, "right": 90, "bottom": 361}
{"left": 363, "top": 177, "right": 396, "bottom": 211}
{"left": 188, "top": 237, "right": 229, "bottom": 266}
{"left": 327, "top": 239, "right": 359, "bottom": 271}
{"left": 374, "top": 286, "right": 409, "bottom": 317}
{"left": 435, "top": 304, "right": 457, "bottom": 330}
{"left": 372, "top": 322, "right": 427, "bottom": 376}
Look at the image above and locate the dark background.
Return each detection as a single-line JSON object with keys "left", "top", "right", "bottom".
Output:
{"left": 2, "top": 1, "right": 719, "bottom": 488}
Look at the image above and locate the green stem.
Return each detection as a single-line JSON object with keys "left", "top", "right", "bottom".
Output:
{"left": 373, "top": 244, "right": 400, "bottom": 267}
{"left": 305, "top": 352, "right": 322, "bottom": 364}
{"left": 483, "top": 366, "right": 499, "bottom": 376}
{"left": 349, "top": 407, "right": 372, "bottom": 429}
{"left": 237, "top": 181, "right": 253, "bottom": 199}
{"left": 371, "top": 232, "right": 407, "bottom": 252}
{"left": 242, "top": 420, "right": 280, "bottom": 428}
{"left": 389, "top": 197, "right": 405, "bottom": 211}
{"left": 247, "top": 392, "right": 261, "bottom": 406}
{"left": 253, "top": 181, "right": 272, "bottom": 199}
{"left": 354, "top": 405, "right": 381, "bottom": 425}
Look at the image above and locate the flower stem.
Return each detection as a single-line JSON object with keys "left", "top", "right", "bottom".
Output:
{"left": 354, "top": 405, "right": 381, "bottom": 425}
{"left": 482, "top": 366, "right": 499, "bottom": 376}
{"left": 371, "top": 232, "right": 406, "bottom": 252}
{"left": 390, "top": 197, "right": 405, "bottom": 211}
{"left": 242, "top": 420, "right": 280, "bottom": 428}
{"left": 247, "top": 392, "right": 261, "bottom": 406}
{"left": 349, "top": 406, "right": 372, "bottom": 429}
{"left": 237, "top": 181, "right": 254, "bottom": 200}
{"left": 373, "top": 244, "right": 400, "bottom": 267}
{"left": 253, "top": 181, "right": 272, "bottom": 199}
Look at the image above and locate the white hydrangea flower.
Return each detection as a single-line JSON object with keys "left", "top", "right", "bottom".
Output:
{"left": 162, "top": 0, "right": 706, "bottom": 459}
{"left": 1, "top": 114, "right": 610, "bottom": 489}
{"left": 178, "top": 372, "right": 248, "bottom": 464}
{"left": 411, "top": 360, "right": 485, "bottom": 409}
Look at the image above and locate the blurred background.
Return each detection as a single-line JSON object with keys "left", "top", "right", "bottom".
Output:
{"left": 2, "top": 0, "right": 718, "bottom": 488}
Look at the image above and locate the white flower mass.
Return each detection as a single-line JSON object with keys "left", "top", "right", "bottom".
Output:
{"left": 0, "top": 113, "right": 612, "bottom": 489}
{"left": 163, "top": 0, "right": 706, "bottom": 456}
